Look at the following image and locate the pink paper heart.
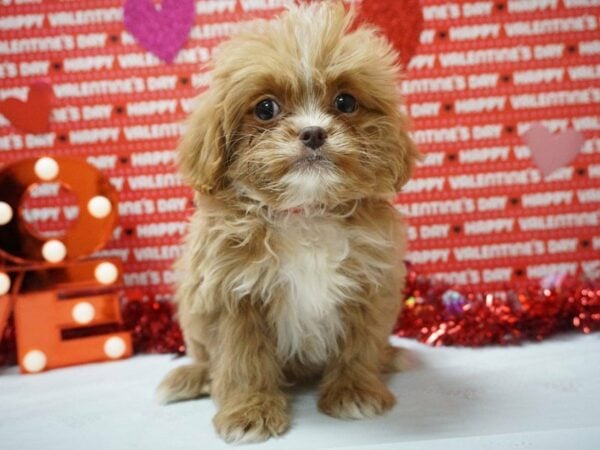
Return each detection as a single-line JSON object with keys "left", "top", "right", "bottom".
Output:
{"left": 124, "top": 0, "right": 195, "bottom": 63}
{"left": 522, "top": 124, "right": 585, "bottom": 177}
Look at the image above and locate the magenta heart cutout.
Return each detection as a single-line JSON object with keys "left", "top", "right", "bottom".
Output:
{"left": 522, "top": 124, "right": 585, "bottom": 177}
{"left": 124, "top": 0, "right": 195, "bottom": 63}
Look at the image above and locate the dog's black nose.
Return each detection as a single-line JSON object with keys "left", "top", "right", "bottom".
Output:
{"left": 299, "top": 126, "right": 327, "bottom": 149}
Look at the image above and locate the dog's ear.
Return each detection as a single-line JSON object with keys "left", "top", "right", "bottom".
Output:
{"left": 177, "top": 88, "right": 227, "bottom": 194}
{"left": 393, "top": 116, "right": 423, "bottom": 191}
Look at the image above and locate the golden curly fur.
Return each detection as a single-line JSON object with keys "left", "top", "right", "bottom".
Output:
{"left": 157, "top": 2, "right": 420, "bottom": 443}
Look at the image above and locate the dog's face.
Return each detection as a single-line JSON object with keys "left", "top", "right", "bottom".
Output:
{"left": 179, "top": 3, "right": 419, "bottom": 210}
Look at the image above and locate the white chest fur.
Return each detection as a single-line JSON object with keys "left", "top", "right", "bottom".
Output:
{"left": 275, "top": 217, "right": 358, "bottom": 366}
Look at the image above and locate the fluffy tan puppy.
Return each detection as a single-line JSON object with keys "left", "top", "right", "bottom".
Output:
{"left": 157, "top": 2, "right": 419, "bottom": 443}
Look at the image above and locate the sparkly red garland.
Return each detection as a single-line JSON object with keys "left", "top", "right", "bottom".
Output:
{"left": 1, "top": 271, "right": 598, "bottom": 366}
{"left": 0, "top": 316, "right": 16, "bottom": 367}
{"left": 121, "top": 290, "right": 186, "bottom": 355}
{"left": 395, "top": 266, "right": 600, "bottom": 346}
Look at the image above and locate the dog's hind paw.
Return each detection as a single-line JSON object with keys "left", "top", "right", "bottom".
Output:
{"left": 155, "top": 363, "right": 210, "bottom": 404}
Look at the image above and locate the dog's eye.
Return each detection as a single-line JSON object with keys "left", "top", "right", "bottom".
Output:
{"left": 255, "top": 99, "right": 281, "bottom": 121}
{"left": 334, "top": 93, "right": 358, "bottom": 114}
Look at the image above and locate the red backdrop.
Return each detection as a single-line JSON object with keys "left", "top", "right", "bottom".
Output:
{"left": 1, "top": 0, "right": 599, "bottom": 306}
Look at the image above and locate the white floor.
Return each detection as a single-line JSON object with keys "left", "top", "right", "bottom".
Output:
{"left": 1, "top": 334, "right": 599, "bottom": 450}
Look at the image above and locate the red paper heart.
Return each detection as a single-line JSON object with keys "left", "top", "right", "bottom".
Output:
{"left": 0, "top": 81, "right": 52, "bottom": 134}
{"left": 357, "top": 0, "right": 424, "bottom": 67}
{"left": 522, "top": 124, "right": 585, "bottom": 177}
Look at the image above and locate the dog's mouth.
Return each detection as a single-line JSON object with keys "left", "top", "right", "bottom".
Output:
{"left": 294, "top": 153, "right": 330, "bottom": 169}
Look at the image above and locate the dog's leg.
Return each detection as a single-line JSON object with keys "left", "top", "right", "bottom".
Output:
{"left": 318, "top": 300, "right": 396, "bottom": 419}
{"left": 211, "top": 302, "right": 289, "bottom": 443}
{"left": 155, "top": 334, "right": 211, "bottom": 404}
{"left": 381, "top": 344, "right": 405, "bottom": 373}
{"left": 155, "top": 362, "right": 211, "bottom": 404}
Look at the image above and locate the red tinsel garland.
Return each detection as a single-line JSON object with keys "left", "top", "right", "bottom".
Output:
{"left": 0, "top": 316, "right": 16, "bottom": 367}
{"left": 1, "top": 271, "right": 598, "bottom": 366}
{"left": 396, "top": 267, "right": 600, "bottom": 346}
{"left": 121, "top": 290, "right": 185, "bottom": 355}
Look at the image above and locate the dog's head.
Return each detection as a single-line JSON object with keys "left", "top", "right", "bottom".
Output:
{"left": 179, "top": 2, "right": 420, "bottom": 210}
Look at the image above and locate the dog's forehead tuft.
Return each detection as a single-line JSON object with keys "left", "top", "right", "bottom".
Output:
{"left": 211, "top": 3, "right": 400, "bottom": 114}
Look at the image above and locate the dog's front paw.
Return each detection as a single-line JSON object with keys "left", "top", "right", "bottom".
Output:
{"left": 318, "top": 379, "right": 396, "bottom": 420}
{"left": 213, "top": 394, "right": 290, "bottom": 443}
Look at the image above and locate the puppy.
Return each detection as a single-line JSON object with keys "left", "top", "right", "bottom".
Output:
{"left": 157, "top": 2, "right": 420, "bottom": 443}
